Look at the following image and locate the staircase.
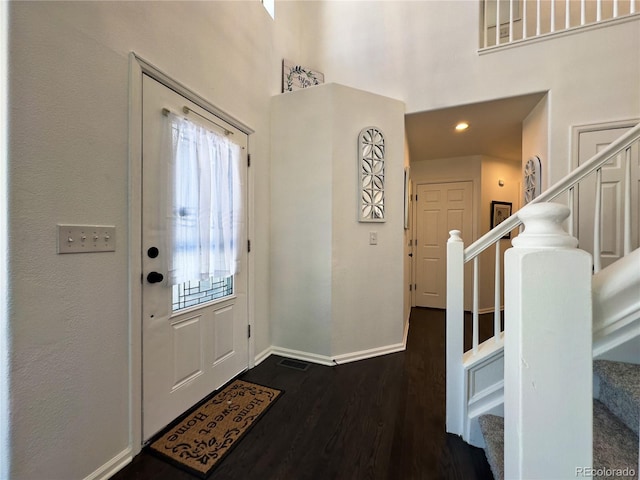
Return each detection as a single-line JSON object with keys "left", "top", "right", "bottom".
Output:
{"left": 445, "top": 123, "right": 640, "bottom": 478}
{"left": 479, "top": 360, "right": 640, "bottom": 479}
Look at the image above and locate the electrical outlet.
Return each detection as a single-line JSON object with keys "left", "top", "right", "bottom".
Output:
{"left": 58, "top": 225, "right": 116, "bottom": 253}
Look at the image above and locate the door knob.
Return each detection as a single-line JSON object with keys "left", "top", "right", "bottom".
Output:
{"left": 147, "top": 271, "right": 164, "bottom": 284}
{"left": 408, "top": 253, "right": 413, "bottom": 257}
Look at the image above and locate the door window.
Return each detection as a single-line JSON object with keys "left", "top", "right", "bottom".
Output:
{"left": 165, "top": 112, "right": 243, "bottom": 313}
{"left": 172, "top": 276, "right": 233, "bottom": 312}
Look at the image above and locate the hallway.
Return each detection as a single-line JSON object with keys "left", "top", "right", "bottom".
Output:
{"left": 112, "top": 308, "right": 493, "bottom": 479}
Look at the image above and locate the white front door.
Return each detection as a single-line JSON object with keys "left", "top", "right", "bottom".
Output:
{"left": 578, "top": 126, "right": 640, "bottom": 269}
{"left": 141, "top": 75, "right": 249, "bottom": 441}
{"left": 415, "top": 182, "right": 473, "bottom": 309}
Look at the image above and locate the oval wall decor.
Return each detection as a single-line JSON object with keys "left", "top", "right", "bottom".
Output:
{"left": 359, "top": 127, "right": 386, "bottom": 222}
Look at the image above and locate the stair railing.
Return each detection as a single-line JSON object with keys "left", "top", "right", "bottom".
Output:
{"left": 445, "top": 122, "right": 640, "bottom": 437}
{"left": 481, "top": 0, "right": 639, "bottom": 50}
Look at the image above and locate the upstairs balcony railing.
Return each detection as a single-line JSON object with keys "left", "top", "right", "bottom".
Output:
{"left": 481, "top": 0, "right": 639, "bottom": 49}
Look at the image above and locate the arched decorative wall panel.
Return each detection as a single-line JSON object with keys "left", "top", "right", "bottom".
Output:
{"left": 359, "top": 127, "right": 386, "bottom": 222}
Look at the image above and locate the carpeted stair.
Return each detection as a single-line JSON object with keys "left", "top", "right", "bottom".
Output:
{"left": 594, "top": 360, "right": 640, "bottom": 436}
{"left": 478, "top": 360, "right": 639, "bottom": 480}
{"left": 477, "top": 414, "right": 505, "bottom": 480}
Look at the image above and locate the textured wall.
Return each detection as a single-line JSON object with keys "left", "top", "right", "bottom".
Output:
{"left": 8, "top": 2, "right": 299, "bottom": 478}
{"left": 297, "top": 1, "right": 640, "bottom": 184}
{"left": 6, "top": 2, "right": 640, "bottom": 479}
{"left": 329, "top": 84, "right": 405, "bottom": 357}
{"left": 271, "top": 84, "right": 405, "bottom": 359}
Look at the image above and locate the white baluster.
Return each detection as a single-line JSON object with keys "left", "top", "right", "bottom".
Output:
{"left": 581, "top": 0, "right": 586, "bottom": 25}
{"left": 484, "top": 0, "right": 490, "bottom": 48}
{"left": 550, "top": 0, "right": 556, "bottom": 32}
{"left": 509, "top": 0, "right": 514, "bottom": 42}
{"left": 597, "top": 0, "right": 602, "bottom": 21}
{"left": 473, "top": 256, "right": 479, "bottom": 353}
{"left": 568, "top": 186, "right": 575, "bottom": 237}
{"left": 624, "top": 147, "right": 631, "bottom": 255}
{"left": 594, "top": 168, "right": 602, "bottom": 272}
{"left": 613, "top": 0, "right": 619, "bottom": 18}
{"left": 496, "top": 0, "right": 501, "bottom": 44}
{"left": 632, "top": 0, "right": 636, "bottom": 14}
{"left": 494, "top": 241, "right": 501, "bottom": 342}
{"left": 565, "top": 0, "right": 571, "bottom": 29}
{"left": 523, "top": 0, "right": 528, "bottom": 38}
{"left": 536, "top": 0, "right": 541, "bottom": 35}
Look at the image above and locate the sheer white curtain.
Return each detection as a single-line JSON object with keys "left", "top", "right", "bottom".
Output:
{"left": 166, "top": 113, "right": 243, "bottom": 285}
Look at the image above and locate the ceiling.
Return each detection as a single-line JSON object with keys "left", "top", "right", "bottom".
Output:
{"left": 405, "top": 92, "right": 547, "bottom": 163}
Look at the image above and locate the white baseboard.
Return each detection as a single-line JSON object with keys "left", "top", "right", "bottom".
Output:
{"left": 254, "top": 346, "right": 273, "bottom": 366}
{"left": 333, "top": 342, "right": 406, "bottom": 365}
{"left": 267, "top": 332, "right": 409, "bottom": 368}
{"left": 269, "top": 346, "right": 335, "bottom": 366}
{"left": 477, "top": 306, "right": 504, "bottom": 315}
{"left": 403, "top": 313, "right": 410, "bottom": 346}
{"left": 83, "top": 447, "right": 132, "bottom": 480}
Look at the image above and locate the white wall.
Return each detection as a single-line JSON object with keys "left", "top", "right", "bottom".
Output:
{"left": 271, "top": 83, "right": 405, "bottom": 359}
{"left": 6, "top": 2, "right": 639, "bottom": 478}
{"left": 403, "top": 135, "right": 412, "bottom": 325}
{"left": 479, "top": 156, "right": 522, "bottom": 311}
{"left": 270, "top": 86, "right": 334, "bottom": 356}
{"left": 329, "top": 84, "right": 405, "bottom": 358}
{"left": 8, "top": 2, "right": 301, "bottom": 478}
{"left": 523, "top": 96, "right": 550, "bottom": 191}
{"left": 298, "top": 1, "right": 640, "bottom": 185}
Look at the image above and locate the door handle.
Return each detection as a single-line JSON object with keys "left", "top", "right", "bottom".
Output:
{"left": 147, "top": 271, "right": 164, "bottom": 284}
{"left": 408, "top": 253, "right": 413, "bottom": 257}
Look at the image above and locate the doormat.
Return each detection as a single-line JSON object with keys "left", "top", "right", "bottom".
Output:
{"left": 149, "top": 379, "right": 283, "bottom": 478}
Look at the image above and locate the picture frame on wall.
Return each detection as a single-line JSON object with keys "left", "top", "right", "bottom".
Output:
{"left": 491, "top": 201, "right": 512, "bottom": 238}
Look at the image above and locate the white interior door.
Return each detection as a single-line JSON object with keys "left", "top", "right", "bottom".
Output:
{"left": 142, "top": 75, "right": 249, "bottom": 441}
{"left": 415, "top": 182, "right": 473, "bottom": 309}
{"left": 577, "top": 126, "right": 639, "bottom": 269}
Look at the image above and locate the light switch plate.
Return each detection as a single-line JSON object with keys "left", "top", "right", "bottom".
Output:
{"left": 369, "top": 231, "right": 378, "bottom": 245}
{"left": 58, "top": 225, "right": 116, "bottom": 253}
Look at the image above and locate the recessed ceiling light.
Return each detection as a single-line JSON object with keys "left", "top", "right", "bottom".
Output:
{"left": 455, "top": 122, "right": 469, "bottom": 132}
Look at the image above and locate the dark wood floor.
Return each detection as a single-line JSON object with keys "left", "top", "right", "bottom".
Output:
{"left": 111, "top": 308, "right": 493, "bottom": 480}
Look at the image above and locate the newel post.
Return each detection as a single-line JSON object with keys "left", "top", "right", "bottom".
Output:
{"left": 504, "top": 203, "right": 592, "bottom": 479}
{"left": 446, "top": 230, "right": 464, "bottom": 436}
